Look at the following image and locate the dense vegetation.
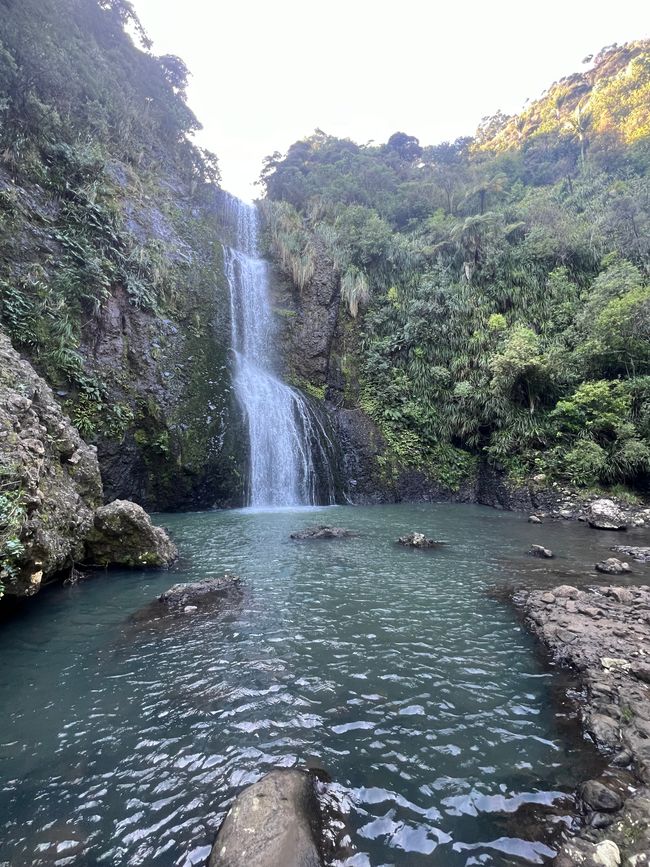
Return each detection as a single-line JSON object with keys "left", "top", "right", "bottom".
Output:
{"left": 261, "top": 41, "right": 650, "bottom": 493}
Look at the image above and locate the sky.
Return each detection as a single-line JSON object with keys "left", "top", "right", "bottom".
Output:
{"left": 130, "top": 0, "right": 648, "bottom": 201}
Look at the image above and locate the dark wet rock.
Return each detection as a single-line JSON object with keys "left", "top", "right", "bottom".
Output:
{"left": 587, "top": 499, "right": 628, "bottom": 531}
{"left": 528, "top": 544, "right": 554, "bottom": 559}
{"left": 85, "top": 500, "right": 177, "bottom": 567}
{"left": 290, "top": 526, "right": 357, "bottom": 541}
{"left": 596, "top": 558, "right": 631, "bottom": 575}
{"left": 611, "top": 546, "right": 650, "bottom": 562}
{"left": 397, "top": 532, "right": 444, "bottom": 548}
{"left": 519, "top": 584, "right": 650, "bottom": 863}
{"left": 580, "top": 780, "right": 624, "bottom": 813}
{"left": 159, "top": 574, "right": 240, "bottom": 608}
{"left": 208, "top": 769, "right": 323, "bottom": 867}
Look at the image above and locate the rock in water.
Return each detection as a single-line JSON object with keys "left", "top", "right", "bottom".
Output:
{"left": 209, "top": 769, "right": 323, "bottom": 867}
{"left": 595, "top": 558, "right": 631, "bottom": 575}
{"left": 397, "top": 532, "right": 444, "bottom": 548}
{"left": 611, "top": 545, "right": 650, "bottom": 562}
{"left": 587, "top": 499, "right": 628, "bottom": 531}
{"left": 159, "top": 574, "right": 240, "bottom": 608}
{"left": 85, "top": 500, "right": 177, "bottom": 567}
{"left": 290, "top": 526, "right": 356, "bottom": 540}
{"left": 528, "top": 544, "right": 554, "bottom": 559}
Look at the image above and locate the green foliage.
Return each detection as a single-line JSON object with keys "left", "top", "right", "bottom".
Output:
{"left": 263, "top": 40, "right": 650, "bottom": 492}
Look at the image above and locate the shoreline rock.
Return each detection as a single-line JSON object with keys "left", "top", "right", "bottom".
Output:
{"left": 518, "top": 584, "right": 650, "bottom": 863}
{"left": 84, "top": 499, "right": 177, "bottom": 568}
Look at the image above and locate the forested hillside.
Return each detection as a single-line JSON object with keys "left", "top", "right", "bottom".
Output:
{"left": 261, "top": 40, "right": 650, "bottom": 495}
{"left": 0, "top": 0, "right": 245, "bottom": 511}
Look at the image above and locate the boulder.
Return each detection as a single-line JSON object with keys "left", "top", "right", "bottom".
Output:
{"left": 159, "top": 574, "right": 240, "bottom": 609}
{"left": 290, "top": 526, "right": 356, "bottom": 541}
{"left": 595, "top": 558, "right": 631, "bottom": 575}
{"left": 397, "top": 532, "right": 444, "bottom": 549}
{"left": 579, "top": 780, "right": 623, "bottom": 813}
{"left": 528, "top": 515, "right": 542, "bottom": 524}
{"left": 209, "top": 769, "right": 323, "bottom": 867}
{"left": 528, "top": 544, "right": 554, "bottom": 559}
{"left": 85, "top": 499, "right": 177, "bottom": 567}
{"left": 587, "top": 499, "right": 628, "bottom": 531}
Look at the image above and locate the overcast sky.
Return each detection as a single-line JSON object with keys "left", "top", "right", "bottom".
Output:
{"left": 130, "top": 0, "right": 648, "bottom": 200}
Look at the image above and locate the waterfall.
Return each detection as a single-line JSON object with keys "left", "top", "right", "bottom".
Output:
{"left": 222, "top": 198, "right": 336, "bottom": 508}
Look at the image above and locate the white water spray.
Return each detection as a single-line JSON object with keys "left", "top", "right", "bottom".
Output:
{"left": 223, "top": 198, "right": 336, "bottom": 507}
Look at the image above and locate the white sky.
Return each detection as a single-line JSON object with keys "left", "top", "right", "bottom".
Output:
{"left": 130, "top": 0, "right": 648, "bottom": 201}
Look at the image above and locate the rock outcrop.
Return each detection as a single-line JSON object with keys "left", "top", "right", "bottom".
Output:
{"left": 158, "top": 574, "right": 240, "bottom": 609}
{"left": 209, "top": 769, "right": 323, "bottom": 867}
{"left": 1, "top": 333, "right": 178, "bottom": 600}
{"left": 595, "top": 558, "right": 631, "bottom": 575}
{"left": 84, "top": 499, "right": 177, "bottom": 567}
{"left": 611, "top": 546, "right": 650, "bottom": 562}
{"left": 0, "top": 332, "right": 102, "bottom": 596}
{"left": 528, "top": 544, "right": 554, "bottom": 559}
{"left": 520, "top": 585, "right": 650, "bottom": 863}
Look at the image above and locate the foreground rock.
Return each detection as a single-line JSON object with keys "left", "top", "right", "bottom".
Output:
{"left": 290, "top": 526, "right": 356, "bottom": 541}
{"left": 0, "top": 332, "right": 103, "bottom": 596}
{"left": 85, "top": 499, "right": 177, "bottom": 567}
{"left": 520, "top": 584, "right": 650, "bottom": 863}
{"left": 397, "top": 532, "right": 444, "bottom": 548}
{"left": 587, "top": 499, "right": 628, "bottom": 531}
{"left": 209, "top": 769, "right": 323, "bottom": 867}
{"left": 159, "top": 574, "right": 240, "bottom": 609}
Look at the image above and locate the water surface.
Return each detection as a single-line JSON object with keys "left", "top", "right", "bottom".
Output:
{"left": 2, "top": 503, "right": 646, "bottom": 866}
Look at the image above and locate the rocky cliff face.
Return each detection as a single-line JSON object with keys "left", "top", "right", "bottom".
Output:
{"left": 0, "top": 332, "right": 176, "bottom": 600}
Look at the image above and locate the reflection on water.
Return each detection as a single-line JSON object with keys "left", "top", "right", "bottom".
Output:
{"left": 1, "top": 503, "right": 647, "bottom": 866}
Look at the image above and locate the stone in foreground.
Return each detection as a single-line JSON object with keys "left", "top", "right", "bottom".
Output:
{"left": 85, "top": 499, "right": 177, "bottom": 567}
{"left": 209, "top": 769, "right": 323, "bottom": 867}
{"left": 159, "top": 574, "right": 240, "bottom": 608}
{"left": 397, "top": 532, "right": 444, "bottom": 548}
{"left": 290, "top": 526, "right": 356, "bottom": 540}
{"left": 587, "top": 499, "right": 628, "bottom": 531}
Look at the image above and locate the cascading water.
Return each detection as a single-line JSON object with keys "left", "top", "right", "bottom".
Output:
{"left": 222, "top": 197, "right": 336, "bottom": 508}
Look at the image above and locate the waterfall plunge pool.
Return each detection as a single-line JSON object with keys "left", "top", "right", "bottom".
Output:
{"left": 1, "top": 502, "right": 633, "bottom": 866}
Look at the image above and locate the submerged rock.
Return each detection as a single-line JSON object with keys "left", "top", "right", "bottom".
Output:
{"left": 587, "top": 499, "right": 628, "bottom": 531}
{"left": 528, "top": 544, "right": 554, "bottom": 559}
{"left": 611, "top": 546, "right": 650, "bottom": 562}
{"left": 595, "top": 558, "right": 631, "bottom": 575}
{"left": 209, "top": 769, "right": 323, "bottom": 867}
{"left": 85, "top": 500, "right": 177, "bottom": 567}
{"left": 290, "top": 526, "right": 356, "bottom": 540}
{"left": 397, "top": 532, "right": 444, "bottom": 548}
{"left": 159, "top": 573, "right": 240, "bottom": 609}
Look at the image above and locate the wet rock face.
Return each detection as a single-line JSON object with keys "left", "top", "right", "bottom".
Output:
{"left": 209, "top": 769, "right": 323, "bottom": 867}
{"left": 0, "top": 333, "right": 102, "bottom": 596}
{"left": 290, "top": 526, "right": 356, "bottom": 541}
{"left": 520, "top": 585, "right": 650, "bottom": 861}
{"left": 84, "top": 500, "right": 177, "bottom": 567}
{"left": 588, "top": 499, "right": 628, "bottom": 531}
